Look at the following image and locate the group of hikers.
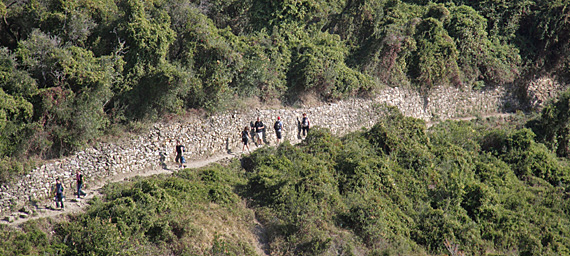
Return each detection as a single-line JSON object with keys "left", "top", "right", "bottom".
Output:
{"left": 51, "top": 113, "right": 311, "bottom": 209}
{"left": 241, "top": 113, "right": 311, "bottom": 152}
{"left": 173, "top": 113, "right": 311, "bottom": 161}
{"left": 52, "top": 170, "right": 87, "bottom": 210}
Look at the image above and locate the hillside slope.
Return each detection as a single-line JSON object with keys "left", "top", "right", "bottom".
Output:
{"left": 1, "top": 0, "right": 568, "bottom": 176}
{"left": 1, "top": 108, "right": 569, "bottom": 255}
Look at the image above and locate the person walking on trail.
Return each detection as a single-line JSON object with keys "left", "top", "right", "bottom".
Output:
{"left": 274, "top": 116, "right": 283, "bottom": 144}
{"left": 241, "top": 126, "right": 251, "bottom": 153}
{"left": 53, "top": 177, "right": 65, "bottom": 210}
{"left": 254, "top": 117, "right": 265, "bottom": 146}
{"left": 301, "top": 113, "right": 310, "bottom": 137}
{"left": 76, "top": 170, "right": 87, "bottom": 199}
{"left": 175, "top": 140, "right": 186, "bottom": 168}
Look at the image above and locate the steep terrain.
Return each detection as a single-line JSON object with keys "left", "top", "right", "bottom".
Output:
{"left": 3, "top": 153, "right": 236, "bottom": 226}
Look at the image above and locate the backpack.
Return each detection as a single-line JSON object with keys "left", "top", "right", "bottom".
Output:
{"left": 302, "top": 117, "right": 309, "bottom": 127}
{"left": 274, "top": 121, "right": 282, "bottom": 131}
{"left": 56, "top": 183, "right": 64, "bottom": 194}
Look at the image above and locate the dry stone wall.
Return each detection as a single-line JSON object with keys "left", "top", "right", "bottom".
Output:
{"left": 0, "top": 85, "right": 520, "bottom": 217}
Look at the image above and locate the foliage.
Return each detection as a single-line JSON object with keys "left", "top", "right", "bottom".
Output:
{"left": 121, "top": 0, "right": 175, "bottom": 69}
{"left": 242, "top": 110, "right": 570, "bottom": 255}
{"left": 13, "top": 30, "right": 122, "bottom": 157}
{"left": 443, "top": 4, "right": 520, "bottom": 86}
{"left": 249, "top": 0, "right": 344, "bottom": 31}
{"left": 530, "top": 88, "right": 570, "bottom": 158}
{"left": 2, "top": 1, "right": 570, "bottom": 253}
{"left": 287, "top": 26, "right": 374, "bottom": 100}
{"left": 0, "top": 0, "right": 568, "bottom": 183}
{"left": 2, "top": 110, "right": 570, "bottom": 255}
{"left": 410, "top": 15, "right": 460, "bottom": 88}
{"left": 529, "top": 0, "right": 570, "bottom": 71}
{"left": 0, "top": 163, "right": 256, "bottom": 255}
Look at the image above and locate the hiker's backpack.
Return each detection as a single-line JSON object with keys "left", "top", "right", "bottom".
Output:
{"left": 302, "top": 117, "right": 309, "bottom": 127}
{"left": 56, "top": 183, "right": 64, "bottom": 194}
{"left": 274, "top": 121, "right": 282, "bottom": 131}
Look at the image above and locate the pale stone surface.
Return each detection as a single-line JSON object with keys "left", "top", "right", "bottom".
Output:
{"left": 0, "top": 86, "right": 521, "bottom": 217}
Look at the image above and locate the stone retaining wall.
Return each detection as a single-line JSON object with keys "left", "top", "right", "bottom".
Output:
{"left": 0, "top": 85, "right": 520, "bottom": 216}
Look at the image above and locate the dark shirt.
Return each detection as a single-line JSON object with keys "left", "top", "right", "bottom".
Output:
{"left": 176, "top": 145, "right": 185, "bottom": 155}
{"left": 302, "top": 117, "right": 309, "bottom": 127}
{"left": 254, "top": 121, "right": 264, "bottom": 133}
{"left": 56, "top": 183, "right": 64, "bottom": 195}
{"left": 77, "top": 173, "right": 83, "bottom": 185}
{"left": 242, "top": 130, "right": 249, "bottom": 139}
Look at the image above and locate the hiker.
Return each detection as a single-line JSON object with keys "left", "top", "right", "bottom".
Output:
{"left": 76, "top": 170, "right": 87, "bottom": 199}
{"left": 241, "top": 126, "right": 251, "bottom": 152}
{"left": 250, "top": 121, "right": 256, "bottom": 141}
{"left": 53, "top": 177, "right": 65, "bottom": 210}
{"left": 274, "top": 116, "right": 283, "bottom": 144}
{"left": 254, "top": 117, "right": 265, "bottom": 146}
{"left": 301, "top": 113, "right": 310, "bottom": 137}
{"left": 175, "top": 140, "right": 186, "bottom": 168}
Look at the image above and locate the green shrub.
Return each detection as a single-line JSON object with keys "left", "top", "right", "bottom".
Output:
{"left": 482, "top": 128, "right": 570, "bottom": 185}
{"left": 430, "top": 120, "right": 481, "bottom": 153}
{"left": 287, "top": 26, "right": 373, "bottom": 101}
{"left": 532, "top": 89, "right": 570, "bottom": 157}
{"left": 2, "top": 0, "right": 566, "bottom": 178}
{"left": 3, "top": 114, "right": 570, "bottom": 255}
{"left": 410, "top": 16, "right": 461, "bottom": 88}
{"left": 0, "top": 157, "right": 32, "bottom": 184}
{"left": 366, "top": 108, "right": 428, "bottom": 155}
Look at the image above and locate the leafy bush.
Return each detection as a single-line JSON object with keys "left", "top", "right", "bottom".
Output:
{"left": 287, "top": 26, "right": 373, "bottom": 101}
{"left": 243, "top": 110, "right": 570, "bottom": 255}
{"left": 410, "top": 16, "right": 461, "bottom": 88}
{"left": 1, "top": 0, "right": 569, "bottom": 179}
{"left": 444, "top": 4, "right": 520, "bottom": 86}
{"left": 3, "top": 111, "right": 570, "bottom": 255}
{"left": 483, "top": 128, "right": 570, "bottom": 185}
{"left": 366, "top": 107, "right": 428, "bottom": 155}
{"left": 232, "top": 31, "right": 289, "bottom": 101}
{"left": 531, "top": 89, "right": 570, "bottom": 157}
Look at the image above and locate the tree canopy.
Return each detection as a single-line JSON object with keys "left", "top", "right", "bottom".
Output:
{"left": 0, "top": 0, "right": 569, "bottom": 177}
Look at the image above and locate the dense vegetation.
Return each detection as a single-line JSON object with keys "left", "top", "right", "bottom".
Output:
{"left": 2, "top": 105, "right": 570, "bottom": 255}
{"left": 1, "top": 0, "right": 570, "bottom": 254}
{"left": 1, "top": 0, "right": 569, "bottom": 179}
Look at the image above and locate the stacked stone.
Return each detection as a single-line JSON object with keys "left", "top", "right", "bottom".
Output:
{"left": 0, "top": 85, "right": 514, "bottom": 219}
{"left": 527, "top": 77, "right": 566, "bottom": 110}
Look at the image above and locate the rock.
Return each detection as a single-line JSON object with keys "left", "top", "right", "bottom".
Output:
{"left": 18, "top": 206, "right": 32, "bottom": 214}
{"left": 0, "top": 85, "right": 534, "bottom": 218}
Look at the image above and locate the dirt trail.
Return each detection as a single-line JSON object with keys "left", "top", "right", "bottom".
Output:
{"left": 2, "top": 149, "right": 273, "bottom": 255}
{"left": 3, "top": 112, "right": 517, "bottom": 227}
{"left": 3, "top": 152, "right": 241, "bottom": 227}
{"left": 426, "top": 113, "right": 514, "bottom": 127}
{"left": 0, "top": 112, "right": 516, "bottom": 256}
